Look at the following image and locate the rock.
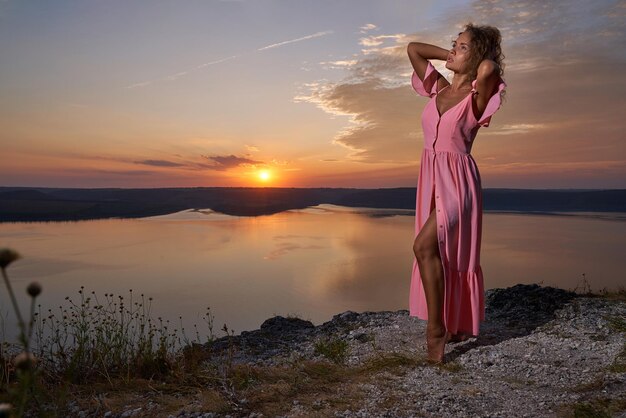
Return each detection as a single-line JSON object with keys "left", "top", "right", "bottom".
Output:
{"left": 485, "top": 284, "right": 578, "bottom": 324}
{"left": 259, "top": 315, "right": 315, "bottom": 332}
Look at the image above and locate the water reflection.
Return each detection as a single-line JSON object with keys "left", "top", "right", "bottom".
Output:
{"left": 0, "top": 204, "right": 624, "bottom": 342}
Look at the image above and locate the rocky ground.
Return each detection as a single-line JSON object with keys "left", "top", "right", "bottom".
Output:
{"left": 66, "top": 284, "right": 625, "bottom": 417}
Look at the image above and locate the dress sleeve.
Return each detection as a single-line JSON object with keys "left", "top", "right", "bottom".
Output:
{"left": 471, "top": 77, "right": 507, "bottom": 127}
{"left": 411, "top": 61, "right": 440, "bottom": 98}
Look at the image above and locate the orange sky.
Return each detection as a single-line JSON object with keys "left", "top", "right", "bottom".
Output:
{"left": 1, "top": 0, "right": 624, "bottom": 189}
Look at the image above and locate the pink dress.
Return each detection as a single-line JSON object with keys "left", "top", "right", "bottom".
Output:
{"left": 409, "top": 60, "right": 507, "bottom": 336}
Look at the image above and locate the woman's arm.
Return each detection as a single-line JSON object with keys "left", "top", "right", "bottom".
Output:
{"left": 407, "top": 42, "right": 449, "bottom": 82}
{"left": 473, "top": 59, "right": 501, "bottom": 120}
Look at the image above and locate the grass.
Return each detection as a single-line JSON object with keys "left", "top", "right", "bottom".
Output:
{"left": 569, "top": 273, "right": 626, "bottom": 301}
{"left": 592, "top": 287, "right": 626, "bottom": 302}
{"left": 566, "top": 397, "right": 626, "bottom": 418}
{"left": 27, "top": 287, "right": 218, "bottom": 384}
{"left": 607, "top": 343, "right": 626, "bottom": 373}
{"left": 572, "top": 402, "right": 612, "bottom": 418}
{"left": 439, "top": 361, "right": 464, "bottom": 373}
{"left": 313, "top": 336, "right": 349, "bottom": 364}
{"left": 572, "top": 376, "right": 607, "bottom": 393}
{"left": 361, "top": 351, "right": 424, "bottom": 373}
{"left": 604, "top": 315, "right": 626, "bottom": 333}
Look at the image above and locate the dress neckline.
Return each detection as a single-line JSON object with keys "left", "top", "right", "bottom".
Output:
{"left": 435, "top": 84, "right": 475, "bottom": 119}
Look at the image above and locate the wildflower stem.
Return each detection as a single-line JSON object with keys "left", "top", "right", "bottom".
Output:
{"left": 0, "top": 267, "right": 27, "bottom": 347}
{"left": 26, "top": 295, "right": 37, "bottom": 352}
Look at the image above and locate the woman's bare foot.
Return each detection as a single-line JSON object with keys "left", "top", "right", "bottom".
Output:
{"left": 426, "top": 324, "right": 448, "bottom": 364}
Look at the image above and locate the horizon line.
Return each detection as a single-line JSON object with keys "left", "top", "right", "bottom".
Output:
{"left": 1, "top": 186, "right": 625, "bottom": 191}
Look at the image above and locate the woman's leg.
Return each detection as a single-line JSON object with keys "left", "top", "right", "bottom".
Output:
{"left": 413, "top": 207, "right": 448, "bottom": 363}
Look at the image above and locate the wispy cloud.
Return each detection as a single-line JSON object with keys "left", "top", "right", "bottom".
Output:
{"left": 134, "top": 159, "right": 185, "bottom": 167}
{"left": 359, "top": 23, "right": 378, "bottom": 34}
{"left": 125, "top": 30, "right": 334, "bottom": 89}
{"left": 257, "top": 30, "right": 333, "bottom": 51}
{"left": 201, "top": 154, "right": 265, "bottom": 171}
{"left": 319, "top": 59, "right": 358, "bottom": 70}
{"left": 489, "top": 123, "right": 547, "bottom": 136}
{"left": 63, "top": 168, "right": 156, "bottom": 176}
{"left": 125, "top": 55, "right": 240, "bottom": 89}
{"left": 359, "top": 34, "right": 403, "bottom": 48}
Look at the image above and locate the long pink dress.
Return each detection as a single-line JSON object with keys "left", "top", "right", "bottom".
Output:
{"left": 409, "top": 60, "right": 507, "bottom": 336}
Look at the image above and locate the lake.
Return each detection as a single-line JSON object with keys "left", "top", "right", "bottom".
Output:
{"left": 1, "top": 204, "right": 624, "bottom": 342}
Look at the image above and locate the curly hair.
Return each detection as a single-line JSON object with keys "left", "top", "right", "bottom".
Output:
{"left": 459, "top": 22, "right": 505, "bottom": 82}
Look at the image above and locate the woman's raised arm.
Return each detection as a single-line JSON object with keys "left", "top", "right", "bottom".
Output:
{"left": 407, "top": 42, "right": 449, "bottom": 82}
{"left": 472, "top": 59, "right": 501, "bottom": 120}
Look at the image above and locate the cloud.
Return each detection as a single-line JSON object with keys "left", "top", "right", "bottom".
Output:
{"left": 359, "top": 23, "right": 378, "bottom": 34}
{"left": 294, "top": 0, "right": 626, "bottom": 188}
{"left": 63, "top": 168, "right": 156, "bottom": 176}
{"left": 359, "top": 34, "right": 403, "bottom": 48}
{"left": 319, "top": 59, "right": 358, "bottom": 70}
{"left": 269, "top": 158, "right": 289, "bottom": 166}
{"left": 489, "top": 123, "right": 547, "bottom": 136}
{"left": 13, "top": 148, "right": 275, "bottom": 174}
{"left": 294, "top": 54, "right": 422, "bottom": 163}
{"left": 201, "top": 154, "right": 265, "bottom": 171}
{"left": 134, "top": 159, "right": 185, "bottom": 167}
{"left": 258, "top": 30, "right": 333, "bottom": 51}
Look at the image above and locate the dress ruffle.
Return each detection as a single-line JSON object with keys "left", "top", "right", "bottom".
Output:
{"left": 410, "top": 261, "right": 485, "bottom": 336}
{"left": 471, "top": 77, "right": 507, "bottom": 127}
{"left": 411, "top": 62, "right": 507, "bottom": 128}
{"left": 411, "top": 61, "right": 439, "bottom": 98}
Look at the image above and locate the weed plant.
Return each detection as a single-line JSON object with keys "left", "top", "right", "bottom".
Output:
{"left": 29, "top": 286, "right": 217, "bottom": 384}
{"left": 0, "top": 247, "right": 226, "bottom": 417}
{"left": 313, "top": 336, "right": 349, "bottom": 364}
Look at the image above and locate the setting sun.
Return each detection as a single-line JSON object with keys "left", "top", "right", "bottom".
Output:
{"left": 257, "top": 169, "right": 272, "bottom": 182}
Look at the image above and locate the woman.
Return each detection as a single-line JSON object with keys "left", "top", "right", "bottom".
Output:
{"left": 407, "top": 23, "right": 506, "bottom": 364}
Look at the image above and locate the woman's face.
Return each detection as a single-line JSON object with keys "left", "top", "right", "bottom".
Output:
{"left": 445, "top": 31, "right": 473, "bottom": 74}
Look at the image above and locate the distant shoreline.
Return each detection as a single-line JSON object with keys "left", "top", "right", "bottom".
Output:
{"left": 1, "top": 187, "right": 625, "bottom": 223}
{"left": 2, "top": 205, "right": 625, "bottom": 224}
{"left": 482, "top": 210, "right": 626, "bottom": 222}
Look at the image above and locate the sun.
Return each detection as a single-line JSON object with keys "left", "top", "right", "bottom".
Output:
{"left": 257, "top": 169, "right": 272, "bottom": 182}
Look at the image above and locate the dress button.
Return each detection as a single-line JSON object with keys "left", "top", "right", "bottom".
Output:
{"left": 439, "top": 225, "right": 443, "bottom": 228}
{"left": 437, "top": 209, "right": 440, "bottom": 212}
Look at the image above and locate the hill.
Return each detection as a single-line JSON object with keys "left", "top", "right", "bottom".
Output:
{"left": 0, "top": 187, "right": 625, "bottom": 222}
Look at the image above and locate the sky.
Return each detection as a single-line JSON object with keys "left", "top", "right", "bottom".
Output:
{"left": 0, "top": 0, "right": 624, "bottom": 189}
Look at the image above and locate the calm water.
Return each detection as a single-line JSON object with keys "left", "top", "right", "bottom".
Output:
{"left": 1, "top": 204, "right": 624, "bottom": 341}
